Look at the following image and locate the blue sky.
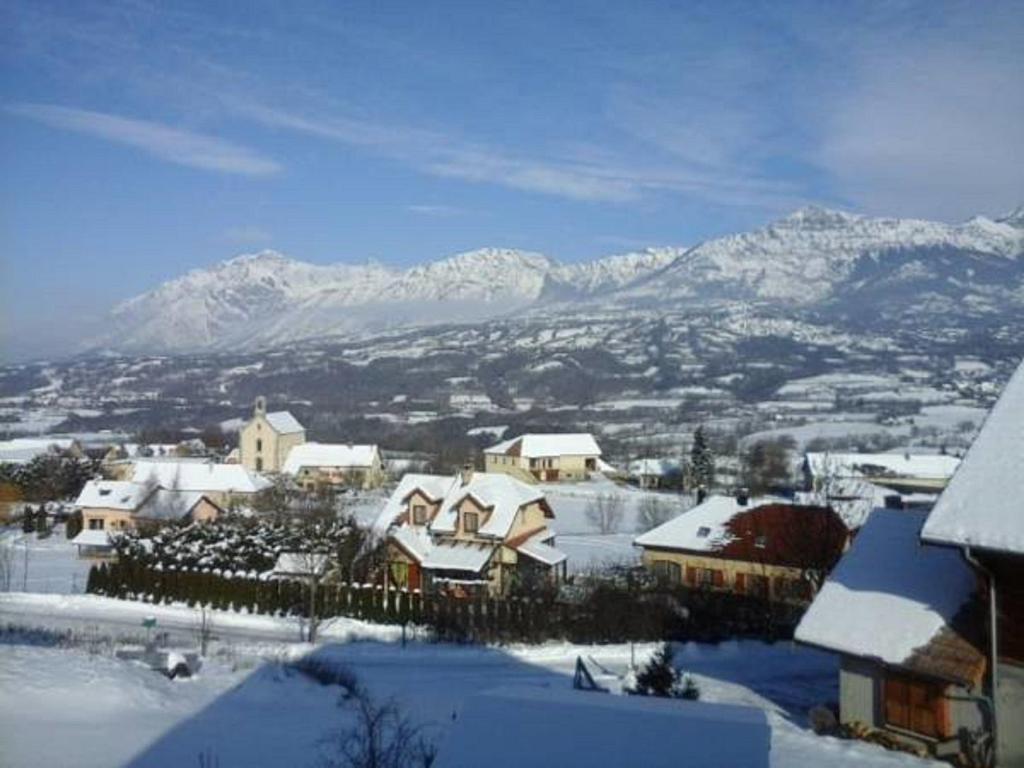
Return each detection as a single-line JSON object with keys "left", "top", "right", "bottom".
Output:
{"left": 1, "top": 0, "right": 1022, "bottom": 358}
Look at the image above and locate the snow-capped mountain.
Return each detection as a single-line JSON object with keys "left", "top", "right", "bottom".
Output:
{"left": 612, "top": 205, "right": 1024, "bottom": 306}
{"left": 89, "top": 205, "right": 1024, "bottom": 354}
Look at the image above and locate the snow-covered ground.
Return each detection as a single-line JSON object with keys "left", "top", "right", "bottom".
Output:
{"left": 0, "top": 620, "right": 939, "bottom": 768}
{"left": 1, "top": 526, "right": 93, "bottom": 594}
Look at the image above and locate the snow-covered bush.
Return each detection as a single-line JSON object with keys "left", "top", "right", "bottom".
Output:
{"left": 626, "top": 643, "right": 700, "bottom": 700}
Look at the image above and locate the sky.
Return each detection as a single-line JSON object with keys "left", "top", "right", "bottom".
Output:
{"left": 1, "top": 0, "right": 1022, "bottom": 359}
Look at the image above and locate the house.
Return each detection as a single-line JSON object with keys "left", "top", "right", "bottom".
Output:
{"left": 483, "top": 433, "right": 602, "bottom": 483}
{"left": 0, "top": 437, "right": 83, "bottom": 465}
{"left": 627, "top": 457, "right": 683, "bottom": 489}
{"left": 804, "top": 451, "right": 960, "bottom": 494}
{"left": 795, "top": 509, "right": 987, "bottom": 760}
{"left": 796, "top": 476, "right": 941, "bottom": 530}
{"left": 282, "top": 442, "right": 385, "bottom": 490}
{"left": 71, "top": 479, "right": 224, "bottom": 555}
{"left": 433, "top": 686, "right": 770, "bottom": 768}
{"left": 129, "top": 459, "right": 272, "bottom": 506}
{"left": 920, "top": 360, "right": 1024, "bottom": 766}
{"left": 238, "top": 396, "right": 306, "bottom": 473}
{"left": 634, "top": 494, "right": 848, "bottom": 603}
{"left": 374, "top": 468, "right": 567, "bottom": 597}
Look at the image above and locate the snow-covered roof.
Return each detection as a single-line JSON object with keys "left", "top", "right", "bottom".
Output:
{"left": 71, "top": 529, "right": 112, "bottom": 547}
{"left": 484, "top": 433, "right": 601, "bottom": 458}
{"left": 922, "top": 360, "right": 1024, "bottom": 554}
{"left": 130, "top": 460, "right": 272, "bottom": 494}
{"left": 135, "top": 489, "right": 210, "bottom": 521}
{"left": 431, "top": 473, "right": 549, "bottom": 539}
{"left": 75, "top": 480, "right": 153, "bottom": 511}
{"left": 375, "top": 471, "right": 549, "bottom": 541}
{"left": 516, "top": 533, "right": 567, "bottom": 566}
{"left": 390, "top": 526, "right": 493, "bottom": 572}
{"left": 0, "top": 437, "right": 77, "bottom": 465}
{"left": 282, "top": 442, "right": 379, "bottom": 474}
{"left": 634, "top": 494, "right": 789, "bottom": 552}
{"left": 433, "top": 686, "right": 769, "bottom": 768}
{"left": 627, "top": 458, "right": 682, "bottom": 477}
{"left": 265, "top": 410, "right": 305, "bottom": 435}
{"left": 796, "top": 509, "right": 977, "bottom": 667}
{"left": 805, "top": 452, "right": 960, "bottom": 481}
{"left": 273, "top": 551, "right": 329, "bottom": 577}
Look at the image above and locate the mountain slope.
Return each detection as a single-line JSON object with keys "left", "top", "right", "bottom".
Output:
{"left": 89, "top": 205, "right": 1024, "bottom": 354}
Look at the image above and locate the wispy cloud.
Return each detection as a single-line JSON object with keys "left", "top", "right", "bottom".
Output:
{"left": 222, "top": 225, "right": 272, "bottom": 243}
{"left": 6, "top": 103, "right": 281, "bottom": 176}
{"left": 406, "top": 204, "right": 468, "bottom": 217}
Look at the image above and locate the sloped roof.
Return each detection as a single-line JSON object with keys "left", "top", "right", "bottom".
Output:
{"left": 484, "top": 433, "right": 601, "bottom": 458}
{"left": 75, "top": 480, "right": 153, "bottom": 511}
{"left": 634, "top": 494, "right": 787, "bottom": 552}
{"left": 433, "top": 686, "right": 770, "bottom": 768}
{"left": 130, "top": 460, "right": 272, "bottom": 494}
{"left": 516, "top": 533, "right": 567, "bottom": 566}
{"left": 390, "top": 526, "right": 493, "bottom": 573}
{"left": 922, "top": 360, "right": 1024, "bottom": 554}
{"left": 282, "top": 442, "right": 379, "bottom": 474}
{"left": 627, "top": 458, "right": 682, "bottom": 477}
{"left": 375, "top": 471, "right": 549, "bottom": 541}
{"left": 431, "top": 473, "right": 549, "bottom": 539}
{"left": 805, "top": 451, "right": 960, "bottom": 481}
{"left": 796, "top": 510, "right": 980, "bottom": 680}
{"left": 265, "top": 410, "right": 305, "bottom": 435}
{"left": 71, "top": 529, "right": 112, "bottom": 547}
{"left": 135, "top": 489, "right": 211, "bottom": 521}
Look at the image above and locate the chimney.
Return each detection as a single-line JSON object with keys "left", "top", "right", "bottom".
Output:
{"left": 696, "top": 486, "right": 707, "bottom": 505}
{"left": 461, "top": 461, "right": 475, "bottom": 486}
{"left": 735, "top": 488, "right": 749, "bottom": 506}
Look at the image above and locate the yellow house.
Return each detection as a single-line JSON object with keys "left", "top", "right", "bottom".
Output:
{"left": 71, "top": 479, "right": 224, "bottom": 556}
{"left": 282, "top": 442, "right": 386, "bottom": 490}
{"left": 634, "top": 494, "right": 849, "bottom": 603}
{"left": 238, "top": 397, "right": 306, "bottom": 473}
{"left": 375, "top": 469, "right": 566, "bottom": 597}
{"left": 483, "top": 433, "right": 602, "bottom": 483}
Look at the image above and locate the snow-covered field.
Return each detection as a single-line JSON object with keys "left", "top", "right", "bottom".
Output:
{"left": 1, "top": 526, "right": 93, "bottom": 594}
{"left": 0, "top": 618, "right": 939, "bottom": 768}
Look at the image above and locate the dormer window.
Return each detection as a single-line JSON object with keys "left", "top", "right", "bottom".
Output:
{"left": 696, "top": 526, "right": 711, "bottom": 538}
{"left": 463, "top": 511, "right": 479, "bottom": 533}
{"left": 412, "top": 504, "right": 427, "bottom": 525}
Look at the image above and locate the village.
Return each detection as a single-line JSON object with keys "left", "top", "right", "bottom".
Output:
{"left": 0, "top": 356, "right": 1021, "bottom": 768}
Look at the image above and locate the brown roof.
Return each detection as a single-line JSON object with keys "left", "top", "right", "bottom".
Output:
{"left": 902, "top": 600, "right": 987, "bottom": 688}
{"left": 718, "top": 504, "right": 849, "bottom": 570}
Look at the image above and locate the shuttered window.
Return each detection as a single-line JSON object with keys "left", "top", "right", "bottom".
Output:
{"left": 652, "top": 560, "right": 682, "bottom": 584}
{"left": 884, "top": 673, "right": 949, "bottom": 739}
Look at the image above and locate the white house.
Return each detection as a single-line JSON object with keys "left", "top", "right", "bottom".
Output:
{"left": 282, "top": 442, "right": 385, "bottom": 489}
{"left": 484, "top": 433, "right": 602, "bottom": 483}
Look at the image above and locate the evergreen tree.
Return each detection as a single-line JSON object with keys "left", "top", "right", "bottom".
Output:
{"left": 634, "top": 643, "right": 678, "bottom": 697}
{"left": 690, "top": 426, "right": 716, "bottom": 491}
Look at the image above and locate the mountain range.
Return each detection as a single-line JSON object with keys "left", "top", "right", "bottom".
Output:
{"left": 90, "top": 205, "right": 1024, "bottom": 354}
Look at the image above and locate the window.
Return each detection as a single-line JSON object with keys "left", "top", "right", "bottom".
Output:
{"left": 652, "top": 560, "right": 682, "bottom": 584}
{"left": 884, "top": 673, "right": 949, "bottom": 739}
{"left": 88, "top": 518, "right": 104, "bottom": 530}
{"left": 412, "top": 504, "right": 427, "bottom": 524}
{"left": 256, "top": 457, "right": 263, "bottom": 471}
{"left": 696, "top": 526, "right": 711, "bottom": 538}
{"left": 754, "top": 534, "right": 768, "bottom": 549}
{"left": 463, "top": 511, "right": 479, "bottom": 533}
{"left": 688, "top": 567, "right": 722, "bottom": 588}
{"left": 256, "top": 438, "right": 263, "bottom": 452}
{"left": 98, "top": 488, "right": 111, "bottom": 497}
{"left": 746, "top": 574, "right": 769, "bottom": 598}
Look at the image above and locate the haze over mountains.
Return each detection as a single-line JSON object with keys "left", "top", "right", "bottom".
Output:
{"left": 90, "top": 205, "right": 1024, "bottom": 355}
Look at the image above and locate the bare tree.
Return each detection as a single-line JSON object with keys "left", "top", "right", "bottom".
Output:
{"left": 586, "top": 493, "right": 625, "bottom": 535}
{"left": 194, "top": 605, "right": 215, "bottom": 656}
{"left": 636, "top": 495, "right": 674, "bottom": 532}
{"left": 321, "top": 686, "right": 436, "bottom": 768}
{"left": 0, "top": 543, "right": 14, "bottom": 592}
